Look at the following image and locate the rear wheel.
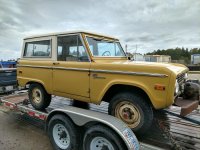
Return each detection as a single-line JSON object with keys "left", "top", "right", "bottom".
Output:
{"left": 83, "top": 125, "right": 125, "bottom": 150}
{"left": 48, "top": 115, "right": 79, "bottom": 150}
{"left": 28, "top": 83, "right": 51, "bottom": 110}
{"left": 108, "top": 92, "right": 153, "bottom": 135}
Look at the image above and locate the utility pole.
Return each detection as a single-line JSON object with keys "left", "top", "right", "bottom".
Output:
{"left": 135, "top": 44, "right": 137, "bottom": 60}
{"left": 125, "top": 44, "right": 128, "bottom": 54}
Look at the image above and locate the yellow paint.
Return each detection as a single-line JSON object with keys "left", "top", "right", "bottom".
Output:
{"left": 17, "top": 32, "right": 188, "bottom": 109}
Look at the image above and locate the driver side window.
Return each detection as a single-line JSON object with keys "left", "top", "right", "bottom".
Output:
{"left": 57, "top": 35, "right": 89, "bottom": 62}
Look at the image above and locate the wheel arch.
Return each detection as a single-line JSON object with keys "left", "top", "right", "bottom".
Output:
{"left": 101, "top": 84, "right": 154, "bottom": 107}
{"left": 26, "top": 80, "right": 50, "bottom": 94}
{"left": 46, "top": 110, "right": 114, "bottom": 131}
{"left": 83, "top": 122, "right": 128, "bottom": 150}
{"left": 45, "top": 111, "right": 76, "bottom": 132}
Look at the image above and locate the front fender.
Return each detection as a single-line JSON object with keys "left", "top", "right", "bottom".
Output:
{"left": 99, "top": 79, "right": 152, "bottom": 101}
{"left": 96, "top": 79, "right": 168, "bottom": 109}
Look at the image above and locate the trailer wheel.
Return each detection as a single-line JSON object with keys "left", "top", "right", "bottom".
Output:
{"left": 108, "top": 92, "right": 153, "bottom": 135}
{"left": 83, "top": 125, "right": 125, "bottom": 150}
{"left": 28, "top": 83, "right": 51, "bottom": 110}
{"left": 48, "top": 115, "right": 79, "bottom": 150}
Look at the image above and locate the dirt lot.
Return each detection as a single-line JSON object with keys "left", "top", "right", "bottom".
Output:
{"left": 0, "top": 107, "right": 53, "bottom": 150}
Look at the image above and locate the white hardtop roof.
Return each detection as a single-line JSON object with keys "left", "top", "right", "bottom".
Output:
{"left": 24, "top": 30, "right": 119, "bottom": 40}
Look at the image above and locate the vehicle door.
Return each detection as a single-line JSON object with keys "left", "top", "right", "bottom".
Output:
{"left": 52, "top": 34, "right": 90, "bottom": 99}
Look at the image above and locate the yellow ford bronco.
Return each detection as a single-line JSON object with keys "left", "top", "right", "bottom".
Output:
{"left": 17, "top": 31, "right": 188, "bottom": 134}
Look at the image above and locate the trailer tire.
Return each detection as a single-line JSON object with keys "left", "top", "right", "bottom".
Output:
{"left": 108, "top": 92, "right": 153, "bottom": 135}
{"left": 48, "top": 115, "right": 79, "bottom": 150}
{"left": 28, "top": 83, "right": 51, "bottom": 110}
{"left": 83, "top": 125, "right": 125, "bottom": 150}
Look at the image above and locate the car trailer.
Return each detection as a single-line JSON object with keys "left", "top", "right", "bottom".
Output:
{"left": 0, "top": 92, "right": 161, "bottom": 150}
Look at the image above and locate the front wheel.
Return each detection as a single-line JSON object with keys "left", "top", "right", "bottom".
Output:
{"left": 108, "top": 92, "right": 153, "bottom": 135}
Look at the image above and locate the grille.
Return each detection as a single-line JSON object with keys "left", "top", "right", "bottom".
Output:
{"left": 177, "top": 73, "right": 186, "bottom": 84}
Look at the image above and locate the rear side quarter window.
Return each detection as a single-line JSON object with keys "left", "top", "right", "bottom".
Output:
{"left": 24, "top": 40, "right": 51, "bottom": 57}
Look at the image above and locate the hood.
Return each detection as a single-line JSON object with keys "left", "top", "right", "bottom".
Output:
{"left": 127, "top": 61, "right": 188, "bottom": 75}
{"left": 94, "top": 59, "right": 188, "bottom": 76}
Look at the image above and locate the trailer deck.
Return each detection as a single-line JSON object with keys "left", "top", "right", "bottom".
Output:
{"left": 0, "top": 92, "right": 200, "bottom": 150}
{"left": 53, "top": 96, "right": 200, "bottom": 150}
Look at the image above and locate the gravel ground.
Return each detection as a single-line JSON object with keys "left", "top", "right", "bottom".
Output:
{"left": 0, "top": 107, "right": 53, "bottom": 150}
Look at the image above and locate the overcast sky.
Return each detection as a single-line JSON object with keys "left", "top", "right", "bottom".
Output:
{"left": 0, "top": 0, "right": 200, "bottom": 60}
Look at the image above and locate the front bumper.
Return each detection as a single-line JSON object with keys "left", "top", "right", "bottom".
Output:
{"left": 173, "top": 80, "right": 200, "bottom": 116}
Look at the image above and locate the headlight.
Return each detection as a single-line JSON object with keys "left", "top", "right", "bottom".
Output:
{"left": 174, "top": 80, "right": 179, "bottom": 95}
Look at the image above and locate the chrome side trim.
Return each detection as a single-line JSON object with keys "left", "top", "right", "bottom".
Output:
{"left": 17, "top": 65, "right": 168, "bottom": 77}
{"left": 91, "top": 69, "right": 168, "bottom": 78}
{"left": 17, "top": 65, "right": 89, "bottom": 72}
{"left": 53, "top": 66, "right": 89, "bottom": 72}
{"left": 17, "top": 64, "right": 51, "bottom": 69}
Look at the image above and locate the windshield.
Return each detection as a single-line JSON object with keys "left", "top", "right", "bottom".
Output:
{"left": 86, "top": 37, "right": 126, "bottom": 57}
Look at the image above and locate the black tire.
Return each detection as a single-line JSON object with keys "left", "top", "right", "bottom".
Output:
{"left": 28, "top": 83, "right": 51, "bottom": 110}
{"left": 48, "top": 115, "right": 79, "bottom": 150}
{"left": 83, "top": 125, "right": 126, "bottom": 150}
{"left": 108, "top": 92, "right": 153, "bottom": 135}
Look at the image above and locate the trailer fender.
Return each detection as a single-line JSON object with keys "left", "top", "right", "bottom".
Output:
{"left": 46, "top": 106, "right": 139, "bottom": 150}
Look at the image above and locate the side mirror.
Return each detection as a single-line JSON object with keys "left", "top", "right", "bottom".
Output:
{"left": 127, "top": 56, "right": 131, "bottom": 60}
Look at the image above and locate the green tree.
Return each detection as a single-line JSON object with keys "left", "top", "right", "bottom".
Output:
{"left": 146, "top": 47, "right": 200, "bottom": 64}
